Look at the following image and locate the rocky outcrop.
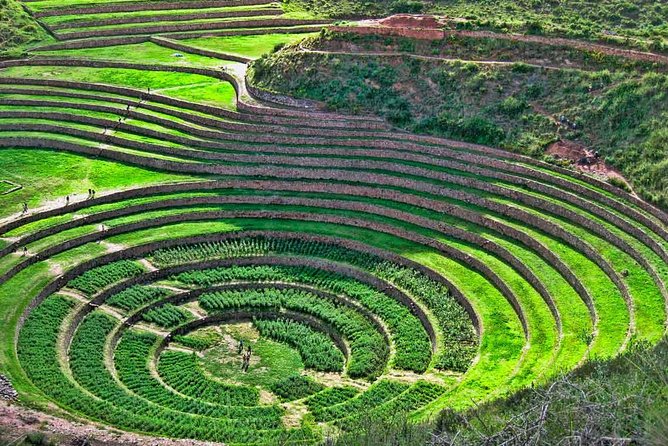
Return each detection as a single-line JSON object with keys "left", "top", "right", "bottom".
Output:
{"left": 0, "top": 375, "right": 17, "bottom": 401}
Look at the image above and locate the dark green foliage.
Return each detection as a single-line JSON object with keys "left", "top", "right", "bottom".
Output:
{"left": 23, "top": 432, "right": 55, "bottom": 446}
{"left": 254, "top": 318, "right": 345, "bottom": 372}
{"left": 173, "top": 330, "right": 221, "bottom": 351}
{"left": 433, "top": 113, "right": 506, "bottom": 146}
{"left": 269, "top": 374, "right": 325, "bottom": 401}
{"left": 142, "top": 303, "right": 193, "bottom": 329}
{"left": 107, "top": 285, "right": 171, "bottom": 312}
{"left": 68, "top": 260, "right": 145, "bottom": 295}
{"left": 0, "top": 0, "right": 50, "bottom": 56}
{"left": 390, "top": 1, "right": 425, "bottom": 14}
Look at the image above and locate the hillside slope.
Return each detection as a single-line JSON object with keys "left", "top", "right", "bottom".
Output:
{"left": 332, "top": 337, "right": 668, "bottom": 445}
{"left": 249, "top": 30, "right": 668, "bottom": 207}
{"left": 0, "top": 0, "right": 49, "bottom": 56}
{"left": 284, "top": 0, "right": 668, "bottom": 50}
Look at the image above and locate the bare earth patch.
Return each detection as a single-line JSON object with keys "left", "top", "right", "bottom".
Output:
{"left": 331, "top": 14, "right": 448, "bottom": 40}
{"left": 546, "top": 140, "right": 630, "bottom": 189}
{"left": 0, "top": 402, "right": 220, "bottom": 446}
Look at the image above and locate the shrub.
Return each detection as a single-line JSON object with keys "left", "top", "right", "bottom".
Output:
{"left": 390, "top": 0, "right": 425, "bottom": 14}
{"left": 270, "top": 375, "right": 324, "bottom": 401}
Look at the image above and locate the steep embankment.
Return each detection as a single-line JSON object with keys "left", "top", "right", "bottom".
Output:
{"left": 0, "top": 0, "right": 50, "bottom": 56}
{"left": 249, "top": 30, "right": 668, "bottom": 207}
{"left": 284, "top": 0, "right": 668, "bottom": 51}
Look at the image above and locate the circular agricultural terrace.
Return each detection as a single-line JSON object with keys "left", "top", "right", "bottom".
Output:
{"left": 0, "top": 0, "right": 667, "bottom": 444}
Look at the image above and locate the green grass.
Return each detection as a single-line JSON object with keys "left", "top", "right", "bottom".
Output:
{"left": 40, "top": 4, "right": 280, "bottom": 26}
{"left": 37, "top": 42, "right": 237, "bottom": 68}
{"left": 199, "top": 323, "right": 305, "bottom": 390}
{"left": 181, "top": 32, "right": 320, "bottom": 59}
{"left": 0, "top": 180, "right": 18, "bottom": 194}
{"left": 0, "top": 0, "right": 51, "bottom": 56}
{"left": 0, "top": 65, "right": 219, "bottom": 90}
{"left": 158, "top": 82, "right": 237, "bottom": 109}
{"left": 0, "top": 148, "right": 193, "bottom": 219}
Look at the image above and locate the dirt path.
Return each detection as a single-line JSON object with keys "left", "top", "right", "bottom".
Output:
{"left": 332, "top": 16, "right": 668, "bottom": 66}
{"left": 0, "top": 402, "right": 221, "bottom": 446}
{"left": 138, "top": 258, "right": 158, "bottom": 271}
{"left": 298, "top": 45, "right": 564, "bottom": 71}
{"left": 450, "top": 30, "right": 668, "bottom": 66}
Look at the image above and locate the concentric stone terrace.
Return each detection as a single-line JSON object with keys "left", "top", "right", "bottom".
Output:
{"left": 1, "top": 0, "right": 667, "bottom": 444}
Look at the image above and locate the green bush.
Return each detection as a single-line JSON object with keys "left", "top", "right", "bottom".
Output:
{"left": 390, "top": 0, "right": 425, "bottom": 14}
{"left": 270, "top": 374, "right": 324, "bottom": 401}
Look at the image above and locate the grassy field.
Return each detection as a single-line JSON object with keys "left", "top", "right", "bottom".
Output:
{"left": 0, "top": 149, "right": 194, "bottom": 218}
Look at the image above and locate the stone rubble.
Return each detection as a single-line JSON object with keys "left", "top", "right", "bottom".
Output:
{"left": 0, "top": 374, "right": 18, "bottom": 401}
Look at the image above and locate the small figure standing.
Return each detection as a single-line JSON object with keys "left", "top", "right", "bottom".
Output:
{"left": 65, "top": 195, "right": 70, "bottom": 206}
{"left": 237, "top": 339, "right": 244, "bottom": 355}
{"left": 91, "top": 190, "right": 96, "bottom": 199}
{"left": 23, "top": 247, "right": 27, "bottom": 257}
{"left": 21, "top": 202, "right": 28, "bottom": 214}
{"left": 241, "top": 350, "right": 250, "bottom": 373}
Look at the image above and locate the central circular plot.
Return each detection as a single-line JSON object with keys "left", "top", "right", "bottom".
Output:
{"left": 17, "top": 233, "right": 479, "bottom": 443}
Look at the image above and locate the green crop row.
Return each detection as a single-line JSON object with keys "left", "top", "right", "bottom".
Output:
{"left": 107, "top": 285, "right": 172, "bottom": 312}
{"left": 199, "top": 286, "right": 389, "bottom": 379}
{"left": 269, "top": 374, "right": 325, "bottom": 402}
{"left": 142, "top": 303, "right": 194, "bottom": 328}
{"left": 150, "top": 236, "right": 476, "bottom": 370}
{"left": 312, "top": 379, "right": 410, "bottom": 422}
{"left": 157, "top": 350, "right": 261, "bottom": 406}
{"left": 305, "top": 386, "right": 360, "bottom": 413}
{"left": 254, "top": 317, "right": 345, "bottom": 373}
{"left": 336, "top": 381, "right": 446, "bottom": 430}
{"left": 68, "top": 260, "right": 145, "bottom": 295}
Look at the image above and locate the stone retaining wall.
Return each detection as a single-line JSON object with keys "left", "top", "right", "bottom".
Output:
{"left": 16, "top": 211, "right": 514, "bottom": 340}
{"left": 246, "top": 81, "right": 324, "bottom": 110}
{"left": 34, "top": 0, "right": 274, "bottom": 18}
{"left": 58, "top": 19, "right": 329, "bottom": 40}
{"left": 51, "top": 9, "right": 282, "bottom": 31}
{"left": 329, "top": 25, "right": 445, "bottom": 41}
